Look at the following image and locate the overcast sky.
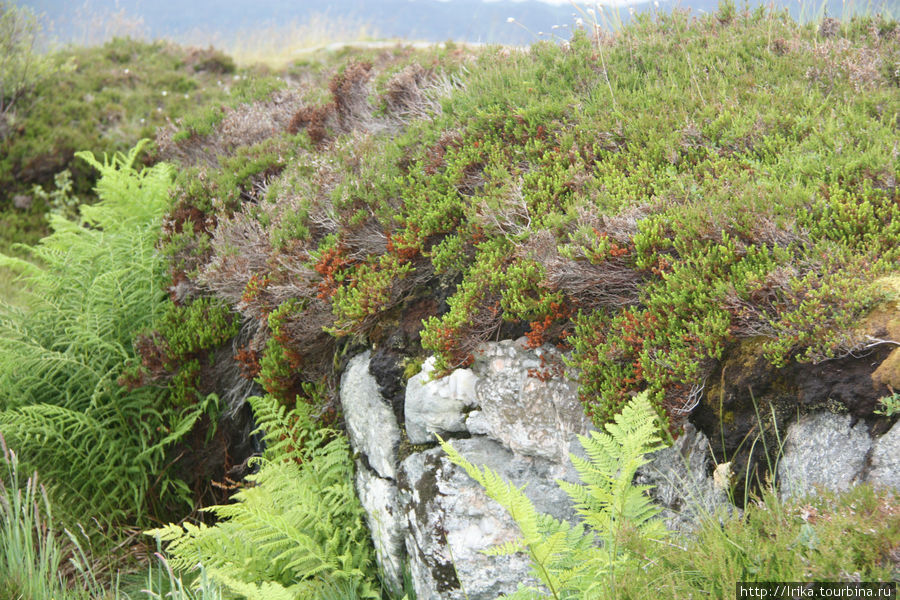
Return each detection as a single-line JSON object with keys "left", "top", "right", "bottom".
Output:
{"left": 17, "top": 0, "right": 891, "bottom": 47}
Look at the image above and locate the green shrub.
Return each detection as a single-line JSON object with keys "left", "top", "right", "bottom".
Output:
{"left": 125, "top": 297, "right": 241, "bottom": 407}
{"left": 153, "top": 12, "right": 900, "bottom": 430}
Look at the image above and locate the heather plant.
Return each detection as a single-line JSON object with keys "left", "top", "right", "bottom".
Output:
{"left": 124, "top": 296, "right": 241, "bottom": 408}
{"left": 153, "top": 7, "right": 899, "bottom": 429}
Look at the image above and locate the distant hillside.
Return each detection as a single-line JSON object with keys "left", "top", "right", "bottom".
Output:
{"left": 18, "top": 0, "right": 895, "bottom": 47}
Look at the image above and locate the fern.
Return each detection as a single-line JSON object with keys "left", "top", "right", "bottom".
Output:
{"left": 149, "top": 394, "right": 381, "bottom": 600}
{"left": 440, "top": 391, "right": 668, "bottom": 599}
{"left": 0, "top": 142, "right": 199, "bottom": 528}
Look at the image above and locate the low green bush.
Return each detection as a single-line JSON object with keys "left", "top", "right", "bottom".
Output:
{"left": 157, "top": 10, "right": 899, "bottom": 427}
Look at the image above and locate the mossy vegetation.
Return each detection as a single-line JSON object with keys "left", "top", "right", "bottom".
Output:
{"left": 158, "top": 6, "right": 899, "bottom": 429}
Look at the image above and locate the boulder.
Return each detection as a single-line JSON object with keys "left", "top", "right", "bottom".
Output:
{"left": 777, "top": 412, "right": 872, "bottom": 500}
{"left": 868, "top": 420, "right": 900, "bottom": 490}
{"left": 342, "top": 345, "right": 899, "bottom": 599}
{"left": 471, "top": 340, "right": 590, "bottom": 463}
{"left": 691, "top": 336, "right": 894, "bottom": 502}
{"left": 355, "top": 461, "right": 406, "bottom": 594}
{"left": 405, "top": 356, "right": 479, "bottom": 444}
{"left": 636, "top": 422, "right": 733, "bottom": 532}
{"left": 340, "top": 351, "right": 401, "bottom": 480}
{"left": 398, "top": 437, "right": 579, "bottom": 600}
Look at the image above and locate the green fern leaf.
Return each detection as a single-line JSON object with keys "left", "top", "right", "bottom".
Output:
{"left": 442, "top": 391, "right": 670, "bottom": 598}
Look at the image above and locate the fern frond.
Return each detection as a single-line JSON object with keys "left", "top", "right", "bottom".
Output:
{"left": 151, "top": 394, "right": 379, "bottom": 599}
{"left": 442, "top": 391, "right": 670, "bottom": 599}
{"left": 564, "top": 391, "right": 667, "bottom": 544}
{"left": 0, "top": 143, "right": 198, "bottom": 529}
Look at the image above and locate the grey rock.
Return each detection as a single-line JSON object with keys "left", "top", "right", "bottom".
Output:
{"left": 867, "top": 421, "right": 900, "bottom": 490}
{"left": 471, "top": 340, "right": 590, "bottom": 463}
{"left": 636, "top": 423, "right": 732, "bottom": 532}
{"left": 399, "top": 437, "right": 579, "bottom": 600}
{"left": 355, "top": 461, "right": 406, "bottom": 594}
{"left": 777, "top": 412, "right": 872, "bottom": 500}
{"left": 465, "top": 410, "right": 491, "bottom": 436}
{"left": 340, "top": 351, "right": 401, "bottom": 480}
{"left": 405, "top": 356, "right": 479, "bottom": 444}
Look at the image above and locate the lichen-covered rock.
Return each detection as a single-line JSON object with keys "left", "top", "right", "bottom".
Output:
{"left": 340, "top": 351, "right": 401, "bottom": 479}
{"left": 692, "top": 335, "right": 894, "bottom": 501}
{"left": 636, "top": 423, "right": 732, "bottom": 532}
{"left": 405, "top": 356, "right": 479, "bottom": 444}
{"left": 777, "top": 412, "right": 873, "bottom": 500}
{"left": 355, "top": 461, "right": 406, "bottom": 594}
{"left": 868, "top": 421, "right": 900, "bottom": 490}
{"left": 343, "top": 345, "right": 898, "bottom": 599}
{"left": 471, "top": 339, "right": 590, "bottom": 463}
{"left": 398, "top": 437, "right": 579, "bottom": 600}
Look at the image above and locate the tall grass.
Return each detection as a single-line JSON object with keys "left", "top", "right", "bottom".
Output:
{"left": 182, "top": 13, "right": 378, "bottom": 68}
{"left": 0, "top": 434, "right": 69, "bottom": 600}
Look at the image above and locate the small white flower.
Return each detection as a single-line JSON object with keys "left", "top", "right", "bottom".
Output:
{"left": 587, "top": 8, "right": 595, "bottom": 15}
{"left": 576, "top": 17, "right": 584, "bottom": 25}
{"left": 233, "top": 74, "right": 240, "bottom": 81}
{"left": 139, "top": 118, "right": 145, "bottom": 124}
{"left": 654, "top": 0, "right": 659, "bottom": 6}
{"left": 629, "top": 6, "right": 635, "bottom": 14}
{"left": 538, "top": 31, "right": 544, "bottom": 35}
{"left": 184, "top": 93, "right": 189, "bottom": 99}
{"left": 552, "top": 24, "right": 559, "bottom": 29}
{"left": 507, "top": 16, "right": 515, "bottom": 23}
{"left": 161, "top": 90, "right": 168, "bottom": 96}
{"left": 124, "top": 68, "right": 130, "bottom": 74}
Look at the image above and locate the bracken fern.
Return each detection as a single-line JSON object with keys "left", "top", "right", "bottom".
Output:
{"left": 441, "top": 391, "right": 668, "bottom": 599}
{"left": 149, "top": 394, "right": 381, "bottom": 600}
{"left": 0, "top": 141, "right": 201, "bottom": 528}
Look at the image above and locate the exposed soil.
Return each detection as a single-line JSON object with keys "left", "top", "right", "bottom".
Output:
{"left": 691, "top": 338, "right": 895, "bottom": 503}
